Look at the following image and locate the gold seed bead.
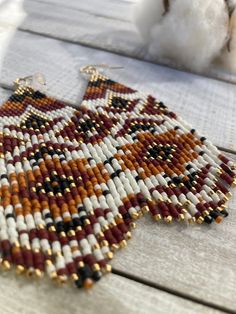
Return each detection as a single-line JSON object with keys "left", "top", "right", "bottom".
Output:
{"left": 196, "top": 217, "right": 204, "bottom": 224}
{"left": 141, "top": 206, "right": 149, "bottom": 214}
{"left": 35, "top": 269, "right": 43, "bottom": 278}
{"left": 131, "top": 212, "right": 139, "bottom": 220}
{"left": 78, "top": 261, "right": 85, "bottom": 268}
{"left": 125, "top": 231, "right": 132, "bottom": 240}
{"left": 16, "top": 265, "right": 25, "bottom": 275}
{"left": 178, "top": 214, "right": 185, "bottom": 221}
{"left": 26, "top": 268, "right": 35, "bottom": 277}
{"left": 188, "top": 217, "right": 196, "bottom": 224}
{"left": 92, "top": 263, "right": 100, "bottom": 272}
{"left": 203, "top": 210, "right": 209, "bottom": 217}
{"left": 111, "top": 244, "right": 120, "bottom": 252}
{"left": 129, "top": 222, "right": 136, "bottom": 229}
{"left": 103, "top": 264, "right": 112, "bottom": 273}
{"left": 164, "top": 216, "right": 173, "bottom": 224}
{"left": 71, "top": 273, "right": 78, "bottom": 281}
{"left": 119, "top": 240, "right": 127, "bottom": 248}
{"left": 153, "top": 214, "right": 162, "bottom": 221}
{"left": 57, "top": 275, "right": 67, "bottom": 285}
{"left": 106, "top": 252, "right": 114, "bottom": 260}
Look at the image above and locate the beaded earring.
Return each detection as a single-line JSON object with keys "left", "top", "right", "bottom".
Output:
{"left": 0, "top": 68, "right": 235, "bottom": 289}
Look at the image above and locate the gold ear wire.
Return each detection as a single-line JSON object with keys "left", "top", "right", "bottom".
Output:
{"left": 13, "top": 73, "right": 46, "bottom": 94}
{"left": 80, "top": 64, "right": 123, "bottom": 75}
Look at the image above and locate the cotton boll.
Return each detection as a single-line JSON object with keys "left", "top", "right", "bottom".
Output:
{"left": 134, "top": 0, "right": 229, "bottom": 71}
{"left": 134, "top": 0, "right": 165, "bottom": 40}
{"left": 227, "top": 0, "right": 236, "bottom": 11}
{"left": 216, "top": 8, "right": 236, "bottom": 71}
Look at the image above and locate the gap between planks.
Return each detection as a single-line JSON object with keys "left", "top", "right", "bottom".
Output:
{"left": 112, "top": 269, "right": 236, "bottom": 314}
{"left": 17, "top": 28, "right": 236, "bottom": 87}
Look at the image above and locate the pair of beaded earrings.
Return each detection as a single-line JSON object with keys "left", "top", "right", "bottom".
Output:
{"left": 0, "top": 65, "right": 235, "bottom": 289}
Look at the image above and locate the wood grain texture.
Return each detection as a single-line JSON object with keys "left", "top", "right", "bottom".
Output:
{"left": 0, "top": 30, "right": 235, "bottom": 151}
{"left": 0, "top": 272, "right": 224, "bottom": 314}
{"left": 12, "top": 0, "right": 236, "bottom": 83}
{"left": 20, "top": 0, "right": 143, "bottom": 56}
{"left": 32, "top": 0, "right": 134, "bottom": 21}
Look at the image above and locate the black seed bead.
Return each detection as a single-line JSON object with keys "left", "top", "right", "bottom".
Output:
{"left": 46, "top": 222, "right": 54, "bottom": 229}
{"left": 173, "top": 177, "right": 181, "bottom": 185}
{"left": 35, "top": 152, "right": 42, "bottom": 160}
{"left": 220, "top": 209, "right": 229, "bottom": 217}
{"left": 186, "top": 164, "right": 192, "bottom": 171}
{"left": 64, "top": 221, "right": 74, "bottom": 232}
{"left": 103, "top": 190, "right": 110, "bottom": 196}
{"left": 61, "top": 181, "right": 69, "bottom": 190}
{"left": 74, "top": 278, "right": 83, "bottom": 288}
{"left": 6, "top": 213, "right": 14, "bottom": 219}
{"left": 200, "top": 137, "right": 206, "bottom": 142}
{"left": 78, "top": 206, "right": 86, "bottom": 212}
{"left": 45, "top": 182, "right": 53, "bottom": 193}
{"left": 123, "top": 212, "right": 131, "bottom": 219}
{"left": 110, "top": 172, "right": 117, "bottom": 179}
{"left": 33, "top": 90, "right": 46, "bottom": 99}
{"left": 204, "top": 215, "right": 213, "bottom": 224}
{"left": 210, "top": 210, "right": 221, "bottom": 219}
{"left": 40, "top": 147, "right": 48, "bottom": 155}
{"left": 56, "top": 221, "right": 64, "bottom": 233}
{"left": 54, "top": 186, "right": 62, "bottom": 194}
{"left": 199, "top": 151, "right": 205, "bottom": 156}
{"left": 36, "top": 186, "right": 43, "bottom": 193}
{"left": 158, "top": 101, "right": 166, "bottom": 108}
{"left": 185, "top": 181, "right": 192, "bottom": 190}
{"left": 78, "top": 265, "right": 93, "bottom": 281}
{"left": 45, "top": 213, "right": 52, "bottom": 219}
{"left": 72, "top": 218, "right": 81, "bottom": 227}
{"left": 116, "top": 169, "right": 122, "bottom": 176}
{"left": 190, "top": 129, "right": 195, "bottom": 134}
{"left": 48, "top": 149, "right": 55, "bottom": 156}
{"left": 109, "top": 157, "right": 115, "bottom": 163}
{"left": 9, "top": 94, "right": 25, "bottom": 102}
{"left": 92, "top": 271, "right": 102, "bottom": 282}
{"left": 135, "top": 175, "right": 141, "bottom": 182}
{"left": 51, "top": 174, "right": 59, "bottom": 182}
{"left": 0, "top": 174, "right": 8, "bottom": 179}
{"left": 174, "top": 126, "right": 180, "bottom": 130}
{"left": 80, "top": 215, "right": 88, "bottom": 224}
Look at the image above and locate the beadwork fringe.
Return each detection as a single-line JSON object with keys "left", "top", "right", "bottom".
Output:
{"left": 0, "top": 74, "right": 235, "bottom": 288}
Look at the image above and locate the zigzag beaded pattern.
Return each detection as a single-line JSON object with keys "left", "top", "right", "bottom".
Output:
{"left": 0, "top": 74, "right": 235, "bottom": 289}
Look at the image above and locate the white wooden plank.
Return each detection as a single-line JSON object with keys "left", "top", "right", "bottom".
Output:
{"left": 0, "top": 272, "right": 223, "bottom": 314}
{"left": 32, "top": 0, "right": 135, "bottom": 21}
{"left": 0, "top": 30, "right": 235, "bottom": 151}
{"left": 10, "top": 0, "right": 236, "bottom": 84}
{"left": 18, "top": 0, "right": 143, "bottom": 57}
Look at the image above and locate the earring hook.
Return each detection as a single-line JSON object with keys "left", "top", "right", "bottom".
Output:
{"left": 80, "top": 64, "right": 123, "bottom": 75}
